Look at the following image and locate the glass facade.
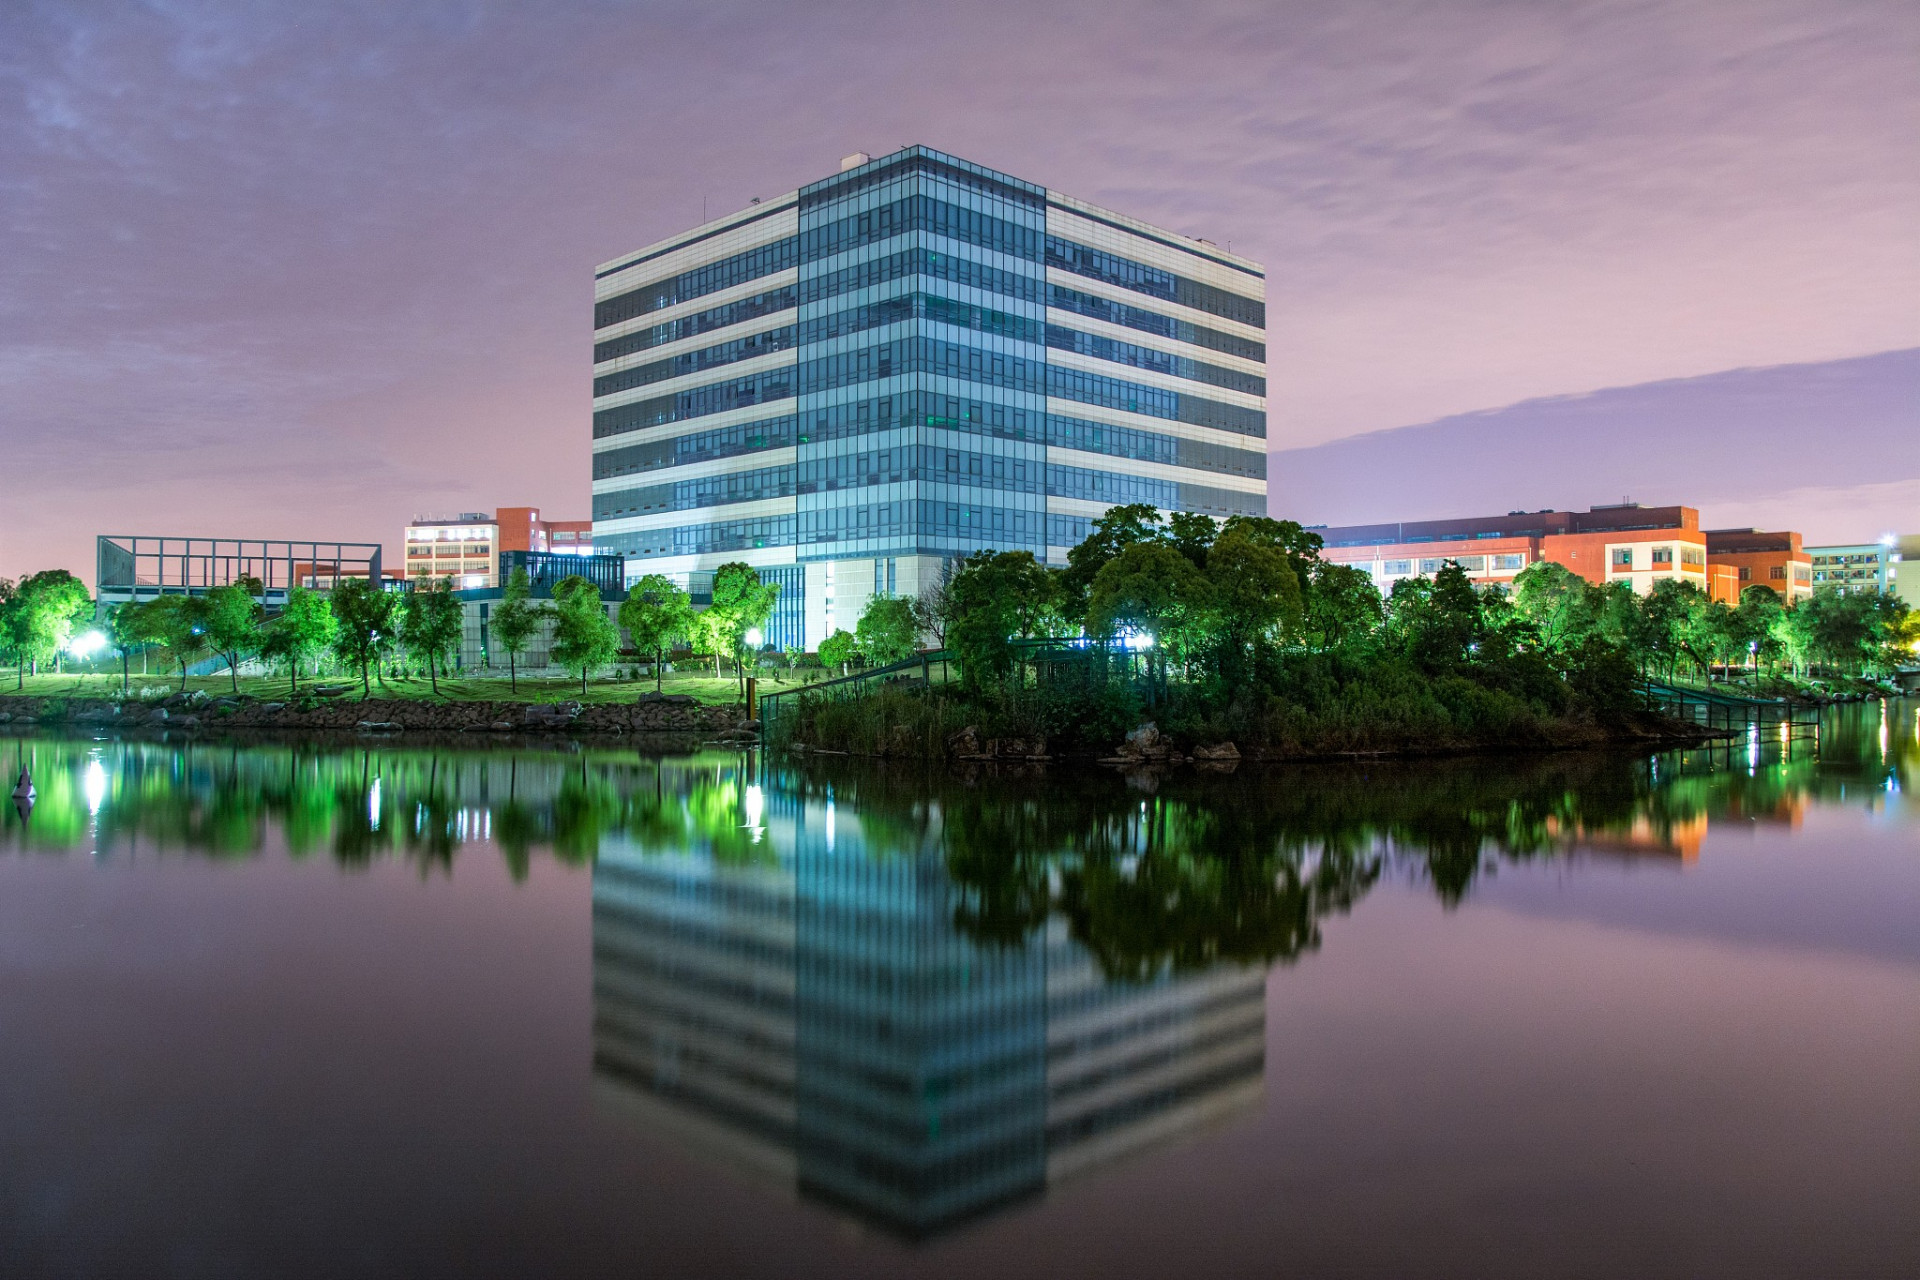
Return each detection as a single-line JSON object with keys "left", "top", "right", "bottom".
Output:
{"left": 592, "top": 147, "right": 1268, "bottom": 647}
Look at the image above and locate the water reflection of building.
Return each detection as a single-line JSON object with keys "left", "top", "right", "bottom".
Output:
{"left": 590, "top": 783, "right": 1265, "bottom": 1238}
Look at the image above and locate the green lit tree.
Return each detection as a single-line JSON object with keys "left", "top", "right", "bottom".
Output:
{"left": 855, "top": 594, "right": 920, "bottom": 666}
{"left": 329, "top": 576, "right": 397, "bottom": 699}
{"left": 8, "top": 570, "right": 93, "bottom": 681}
{"left": 549, "top": 575, "right": 620, "bottom": 695}
{"left": 106, "top": 600, "right": 168, "bottom": 695}
{"left": 817, "top": 628, "right": 858, "bottom": 677}
{"left": 488, "top": 567, "right": 547, "bottom": 693}
{"left": 708, "top": 562, "right": 780, "bottom": 696}
{"left": 149, "top": 594, "right": 211, "bottom": 692}
{"left": 398, "top": 577, "right": 465, "bottom": 696}
{"left": 262, "top": 586, "right": 338, "bottom": 695}
{"left": 202, "top": 580, "right": 264, "bottom": 694}
{"left": 619, "top": 574, "right": 692, "bottom": 693}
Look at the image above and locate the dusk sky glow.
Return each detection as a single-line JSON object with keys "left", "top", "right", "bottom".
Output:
{"left": 2, "top": 0, "right": 1915, "bottom": 580}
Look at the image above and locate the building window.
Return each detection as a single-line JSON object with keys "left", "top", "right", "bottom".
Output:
{"left": 1681, "top": 547, "right": 1705, "bottom": 567}
{"left": 1738, "top": 566, "right": 1751, "bottom": 581}
{"left": 1651, "top": 547, "right": 1673, "bottom": 566}
{"left": 1493, "top": 553, "right": 1525, "bottom": 570}
{"left": 1380, "top": 560, "right": 1412, "bottom": 576}
{"left": 1770, "top": 565, "right": 1786, "bottom": 580}
{"left": 1612, "top": 548, "right": 1633, "bottom": 569}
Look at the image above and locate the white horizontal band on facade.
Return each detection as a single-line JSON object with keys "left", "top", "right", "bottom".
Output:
{"left": 595, "top": 496, "right": 798, "bottom": 535}
{"left": 1044, "top": 308, "right": 1265, "bottom": 378}
{"left": 1045, "top": 348, "right": 1266, "bottom": 411}
{"left": 1045, "top": 447, "right": 1267, "bottom": 493}
{"left": 594, "top": 204, "right": 799, "bottom": 297}
{"left": 593, "top": 268, "right": 800, "bottom": 345}
{"left": 591, "top": 348, "right": 799, "bottom": 412}
{"left": 1047, "top": 496, "right": 1121, "bottom": 519}
{"left": 592, "top": 308, "right": 796, "bottom": 376}
{"left": 591, "top": 447, "right": 799, "bottom": 495}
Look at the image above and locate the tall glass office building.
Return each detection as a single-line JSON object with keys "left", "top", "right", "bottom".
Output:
{"left": 591, "top": 147, "right": 1268, "bottom": 650}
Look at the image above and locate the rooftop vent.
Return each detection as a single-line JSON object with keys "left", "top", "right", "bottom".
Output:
{"left": 840, "top": 151, "right": 871, "bottom": 172}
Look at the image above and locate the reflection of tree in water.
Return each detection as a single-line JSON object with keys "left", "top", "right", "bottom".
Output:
{"left": 3, "top": 699, "right": 1912, "bottom": 918}
{"left": 797, "top": 750, "right": 1727, "bottom": 979}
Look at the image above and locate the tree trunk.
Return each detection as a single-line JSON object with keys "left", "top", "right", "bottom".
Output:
{"left": 655, "top": 649, "right": 664, "bottom": 693}
{"left": 229, "top": 656, "right": 240, "bottom": 694}
{"left": 122, "top": 653, "right": 130, "bottom": 696}
{"left": 361, "top": 655, "right": 371, "bottom": 700}
{"left": 581, "top": 666, "right": 588, "bottom": 696}
{"left": 428, "top": 651, "right": 439, "bottom": 696}
{"left": 508, "top": 651, "right": 517, "bottom": 693}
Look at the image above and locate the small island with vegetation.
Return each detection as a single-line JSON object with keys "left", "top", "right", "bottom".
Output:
{"left": 770, "top": 504, "right": 1917, "bottom": 762}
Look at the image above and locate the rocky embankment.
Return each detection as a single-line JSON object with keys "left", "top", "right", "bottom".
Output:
{"left": 0, "top": 691, "right": 758, "bottom": 742}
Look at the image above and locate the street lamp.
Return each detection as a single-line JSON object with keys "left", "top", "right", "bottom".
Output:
{"left": 744, "top": 627, "right": 763, "bottom": 649}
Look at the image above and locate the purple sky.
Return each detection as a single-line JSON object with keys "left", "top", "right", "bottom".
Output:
{"left": 2, "top": 0, "right": 1915, "bottom": 581}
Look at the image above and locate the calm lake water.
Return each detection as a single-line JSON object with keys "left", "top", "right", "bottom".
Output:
{"left": 2, "top": 705, "right": 1916, "bottom": 1280}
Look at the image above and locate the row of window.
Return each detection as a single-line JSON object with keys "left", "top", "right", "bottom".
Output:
{"left": 1375, "top": 554, "right": 1528, "bottom": 575}
{"left": 590, "top": 399, "right": 1265, "bottom": 485}
{"left": 593, "top": 354, "right": 1265, "bottom": 443}
{"left": 591, "top": 464, "right": 797, "bottom": 520}
{"left": 595, "top": 515, "right": 796, "bottom": 559}
{"left": 593, "top": 326, "right": 795, "bottom": 398}
{"left": 800, "top": 391, "right": 1040, "bottom": 445}
{"left": 595, "top": 239, "right": 797, "bottom": 330}
{"left": 594, "top": 216, "right": 1264, "bottom": 342}
{"left": 1048, "top": 365, "right": 1266, "bottom": 436}
{"left": 1044, "top": 238, "right": 1265, "bottom": 328}
{"left": 798, "top": 499, "right": 1048, "bottom": 548}
{"left": 795, "top": 446, "right": 1045, "bottom": 495}
{"left": 1047, "top": 414, "right": 1267, "bottom": 477}
{"left": 1046, "top": 467, "right": 1264, "bottom": 517}
{"left": 798, "top": 334, "right": 1046, "bottom": 396}
{"left": 592, "top": 368, "right": 795, "bottom": 438}
{"left": 801, "top": 247, "right": 1045, "bottom": 308}
{"left": 1047, "top": 285, "right": 1265, "bottom": 361}
{"left": 799, "top": 194, "right": 1043, "bottom": 268}
{"left": 799, "top": 292, "right": 1042, "bottom": 347}
{"left": 591, "top": 414, "right": 798, "bottom": 480}
{"left": 1045, "top": 325, "right": 1264, "bottom": 396}
{"left": 593, "top": 286, "right": 797, "bottom": 364}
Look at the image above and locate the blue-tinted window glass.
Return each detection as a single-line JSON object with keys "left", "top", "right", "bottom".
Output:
{"left": 594, "top": 326, "right": 796, "bottom": 398}
{"left": 592, "top": 415, "right": 797, "bottom": 480}
{"left": 802, "top": 249, "right": 1044, "bottom": 307}
{"left": 800, "top": 196, "right": 1043, "bottom": 265}
{"left": 802, "top": 294, "right": 1045, "bottom": 347}
{"left": 596, "top": 238, "right": 797, "bottom": 329}
{"left": 593, "top": 464, "right": 796, "bottom": 519}
{"left": 593, "top": 368, "right": 796, "bottom": 438}
{"left": 1045, "top": 325, "right": 1264, "bottom": 396}
{"left": 1047, "top": 286, "right": 1264, "bottom": 361}
{"left": 1043, "top": 237, "right": 1263, "bottom": 328}
{"left": 1045, "top": 366, "right": 1264, "bottom": 437}
{"left": 594, "top": 287, "right": 797, "bottom": 363}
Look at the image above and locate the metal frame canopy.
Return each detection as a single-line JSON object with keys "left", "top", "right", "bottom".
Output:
{"left": 96, "top": 535, "right": 385, "bottom": 605}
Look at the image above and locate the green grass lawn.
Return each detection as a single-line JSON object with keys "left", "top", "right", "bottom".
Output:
{"left": 0, "top": 668, "right": 830, "bottom": 706}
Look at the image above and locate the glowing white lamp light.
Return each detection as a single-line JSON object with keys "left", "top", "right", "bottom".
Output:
{"left": 744, "top": 627, "right": 763, "bottom": 649}
{"left": 84, "top": 760, "right": 107, "bottom": 816}
{"left": 67, "top": 630, "right": 107, "bottom": 657}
